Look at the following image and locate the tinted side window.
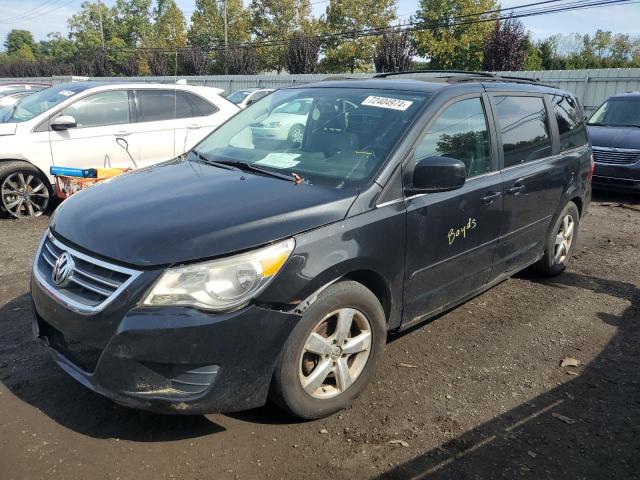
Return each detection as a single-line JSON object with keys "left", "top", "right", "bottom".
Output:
{"left": 494, "top": 96, "right": 552, "bottom": 168}
{"left": 186, "top": 92, "right": 218, "bottom": 116}
{"left": 415, "top": 97, "right": 492, "bottom": 178}
{"left": 61, "top": 90, "right": 130, "bottom": 128}
{"left": 552, "top": 95, "right": 588, "bottom": 151}
{"left": 136, "top": 90, "right": 194, "bottom": 122}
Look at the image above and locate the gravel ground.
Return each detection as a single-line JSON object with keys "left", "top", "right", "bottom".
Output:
{"left": 0, "top": 192, "right": 639, "bottom": 480}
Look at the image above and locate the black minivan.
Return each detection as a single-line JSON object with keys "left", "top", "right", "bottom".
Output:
{"left": 31, "top": 72, "right": 593, "bottom": 419}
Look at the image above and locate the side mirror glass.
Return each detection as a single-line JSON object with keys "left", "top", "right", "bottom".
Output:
{"left": 51, "top": 115, "right": 77, "bottom": 131}
{"left": 410, "top": 156, "right": 466, "bottom": 193}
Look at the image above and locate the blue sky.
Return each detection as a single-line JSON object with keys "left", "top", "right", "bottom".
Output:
{"left": 1, "top": 0, "right": 639, "bottom": 45}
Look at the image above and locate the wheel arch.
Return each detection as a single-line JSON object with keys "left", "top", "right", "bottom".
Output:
{"left": 570, "top": 195, "right": 583, "bottom": 217}
{"left": 0, "top": 158, "right": 51, "bottom": 186}
{"left": 290, "top": 265, "right": 396, "bottom": 328}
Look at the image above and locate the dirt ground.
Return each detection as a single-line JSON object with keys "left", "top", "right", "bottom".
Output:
{"left": 0, "top": 191, "right": 639, "bottom": 480}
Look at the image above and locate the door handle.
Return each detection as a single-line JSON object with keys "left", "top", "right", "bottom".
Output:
{"left": 506, "top": 184, "right": 525, "bottom": 196}
{"left": 481, "top": 191, "right": 502, "bottom": 205}
{"left": 188, "top": 124, "right": 202, "bottom": 130}
{"left": 116, "top": 130, "right": 131, "bottom": 136}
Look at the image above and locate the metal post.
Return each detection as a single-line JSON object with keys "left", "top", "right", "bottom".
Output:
{"left": 224, "top": 0, "right": 228, "bottom": 76}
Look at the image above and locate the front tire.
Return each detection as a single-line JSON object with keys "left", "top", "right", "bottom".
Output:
{"left": 0, "top": 161, "right": 51, "bottom": 219}
{"left": 534, "top": 201, "right": 580, "bottom": 276}
{"left": 270, "top": 281, "right": 386, "bottom": 419}
{"left": 287, "top": 125, "right": 304, "bottom": 148}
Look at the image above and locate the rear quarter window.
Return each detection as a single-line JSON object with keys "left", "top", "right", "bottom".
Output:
{"left": 135, "top": 90, "right": 216, "bottom": 121}
{"left": 552, "top": 95, "right": 588, "bottom": 151}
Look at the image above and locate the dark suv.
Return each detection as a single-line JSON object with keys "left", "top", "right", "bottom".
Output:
{"left": 31, "top": 72, "right": 593, "bottom": 419}
{"left": 587, "top": 92, "right": 640, "bottom": 193}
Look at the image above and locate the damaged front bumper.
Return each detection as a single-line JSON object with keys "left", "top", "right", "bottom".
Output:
{"left": 31, "top": 274, "right": 300, "bottom": 414}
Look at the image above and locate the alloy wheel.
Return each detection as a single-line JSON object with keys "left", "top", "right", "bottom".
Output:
{"left": 290, "top": 127, "right": 304, "bottom": 146}
{"left": 554, "top": 214, "right": 575, "bottom": 264}
{"left": 299, "top": 308, "right": 372, "bottom": 399}
{"left": 1, "top": 172, "right": 49, "bottom": 218}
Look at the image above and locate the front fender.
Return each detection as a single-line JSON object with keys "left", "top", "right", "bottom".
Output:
{"left": 258, "top": 203, "right": 407, "bottom": 330}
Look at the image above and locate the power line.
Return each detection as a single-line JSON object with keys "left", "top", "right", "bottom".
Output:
{"left": 0, "top": 0, "right": 79, "bottom": 25}
{"left": 102, "top": 0, "right": 637, "bottom": 54}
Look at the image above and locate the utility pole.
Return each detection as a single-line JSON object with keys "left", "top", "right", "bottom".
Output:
{"left": 97, "top": 0, "right": 106, "bottom": 73}
{"left": 223, "top": 0, "right": 228, "bottom": 75}
{"left": 97, "top": 0, "right": 105, "bottom": 50}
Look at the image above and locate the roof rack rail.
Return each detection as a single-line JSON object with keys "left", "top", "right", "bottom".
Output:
{"left": 374, "top": 69, "right": 495, "bottom": 79}
{"left": 373, "top": 69, "right": 544, "bottom": 86}
{"left": 322, "top": 75, "right": 360, "bottom": 81}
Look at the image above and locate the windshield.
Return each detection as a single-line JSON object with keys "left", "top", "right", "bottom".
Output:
{"left": 193, "top": 87, "right": 429, "bottom": 187}
{"left": 1, "top": 83, "right": 89, "bottom": 123}
{"left": 588, "top": 97, "right": 640, "bottom": 127}
{"left": 227, "top": 90, "right": 252, "bottom": 104}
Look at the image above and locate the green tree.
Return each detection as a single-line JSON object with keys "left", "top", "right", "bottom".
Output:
{"left": 249, "top": 0, "right": 312, "bottom": 72}
{"left": 151, "top": 0, "right": 187, "bottom": 48}
{"left": 68, "top": 1, "right": 119, "bottom": 49}
{"left": 114, "top": 0, "right": 152, "bottom": 47}
{"left": 38, "top": 33, "right": 78, "bottom": 64}
{"left": 522, "top": 37, "right": 543, "bottom": 71}
{"left": 413, "top": 0, "right": 498, "bottom": 70}
{"left": 4, "top": 29, "right": 37, "bottom": 58}
{"left": 322, "top": 0, "right": 397, "bottom": 73}
{"left": 188, "top": 0, "right": 251, "bottom": 51}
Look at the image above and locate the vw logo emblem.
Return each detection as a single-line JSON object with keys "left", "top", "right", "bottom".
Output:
{"left": 52, "top": 251, "right": 74, "bottom": 287}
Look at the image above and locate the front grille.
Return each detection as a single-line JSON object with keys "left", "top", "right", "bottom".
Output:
{"left": 593, "top": 147, "right": 640, "bottom": 165}
{"left": 35, "top": 232, "right": 141, "bottom": 313}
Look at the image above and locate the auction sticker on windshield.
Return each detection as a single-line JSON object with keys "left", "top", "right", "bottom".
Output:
{"left": 361, "top": 96, "right": 413, "bottom": 111}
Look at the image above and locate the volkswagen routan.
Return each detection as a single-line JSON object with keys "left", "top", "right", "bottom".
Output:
{"left": 31, "top": 72, "right": 593, "bottom": 419}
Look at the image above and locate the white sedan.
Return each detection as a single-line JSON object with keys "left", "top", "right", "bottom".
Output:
{"left": 250, "top": 98, "right": 312, "bottom": 147}
{"left": 0, "top": 82, "right": 239, "bottom": 218}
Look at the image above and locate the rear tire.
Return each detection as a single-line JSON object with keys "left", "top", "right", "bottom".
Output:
{"left": 270, "top": 281, "right": 386, "bottom": 419}
{"left": 533, "top": 201, "right": 580, "bottom": 277}
{"left": 0, "top": 161, "right": 52, "bottom": 219}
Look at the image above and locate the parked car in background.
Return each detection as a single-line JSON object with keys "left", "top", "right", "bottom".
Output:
{"left": 587, "top": 92, "right": 640, "bottom": 193}
{"left": 0, "top": 82, "right": 239, "bottom": 218}
{"left": 250, "top": 97, "right": 312, "bottom": 147}
{"left": 227, "top": 88, "right": 275, "bottom": 108}
{"left": 0, "top": 91, "right": 34, "bottom": 108}
{"left": 31, "top": 72, "right": 592, "bottom": 420}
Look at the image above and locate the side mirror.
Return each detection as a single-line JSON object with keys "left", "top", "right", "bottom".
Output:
{"left": 51, "top": 115, "right": 77, "bottom": 131}
{"left": 410, "top": 156, "right": 466, "bottom": 193}
{"left": 245, "top": 99, "right": 254, "bottom": 106}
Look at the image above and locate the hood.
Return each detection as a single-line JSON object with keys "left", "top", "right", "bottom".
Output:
{"left": 0, "top": 123, "right": 17, "bottom": 136}
{"left": 51, "top": 159, "right": 358, "bottom": 267}
{"left": 588, "top": 125, "right": 640, "bottom": 150}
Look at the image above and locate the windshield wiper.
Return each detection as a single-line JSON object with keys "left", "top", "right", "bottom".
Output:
{"left": 188, "top": 150, "right": 240, "bottom": 171}
{"left": 214, "top": 160, "right": 297, "bottom": 182}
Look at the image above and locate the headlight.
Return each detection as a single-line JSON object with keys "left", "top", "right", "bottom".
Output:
{"left": 267, "top": 121, "right": 282, "bottom": 128}
{"left": 142, "top": 239, "right": 294, "bottom": 311}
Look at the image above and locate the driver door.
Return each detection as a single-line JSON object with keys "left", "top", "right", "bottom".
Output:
{"left": 402, "top": 95, "right": 503, "bottom": 327}
{"left": 49, "top": 90, "right": 138, "bottom": 170}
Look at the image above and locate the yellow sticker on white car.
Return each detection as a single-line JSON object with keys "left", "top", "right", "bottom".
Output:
{"left": 361, "top": 96, "right": 413, "bottom": 111}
